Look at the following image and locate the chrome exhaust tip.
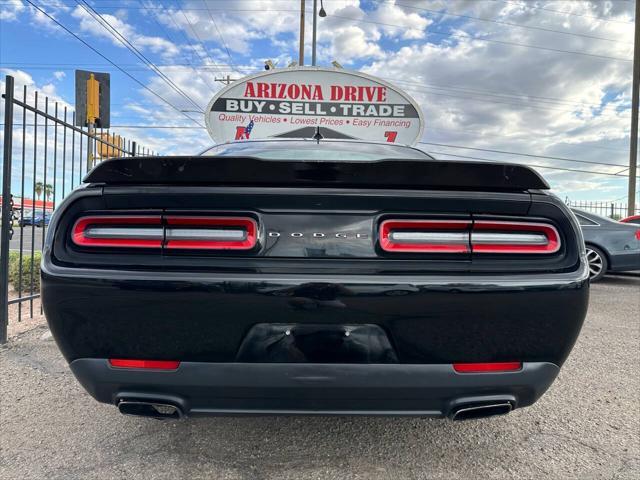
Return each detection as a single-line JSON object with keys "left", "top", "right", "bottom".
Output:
{"left": 118, "top": 400, "right": 183, "bottom": 419}
{"left": 450, "top": 402, "right": 513, "bottom": 421}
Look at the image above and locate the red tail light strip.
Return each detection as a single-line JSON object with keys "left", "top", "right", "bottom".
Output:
{"left": 453, "top": 362, "right": 522, "bottom": 373}
{"left": 165, "top": 216, "right": 258, "bottom": 250}
{"left": 471, "top": 221, "right": 560, "bottom": 254}
{"left": 379, "top": 219, "right": 560, "bottom": 254}
{"left": 379, "top": 220, "right": 471, "bottom": 253}
{"left": 109, "top": 359, "right": 180, "bottom": 370}
{"left": 72, "top": 216, "right": 163, "bottom": 248}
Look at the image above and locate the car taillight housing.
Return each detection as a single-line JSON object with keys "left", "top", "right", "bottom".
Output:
{"left": 379, "top": 219, "right": 560, "bottom": 254}
{"left": 72, "top": 215, "right": 163, "bottom": 248}
{"left": 165, "top": 216, "right": 257, "bottom": 250}
{"left": 471, "top": 221, "right": 560, "bottom": 254}
{"left": 379, "top": 219, "right": 471, "bottom": 253}
{"left": 72, "top": 215, "right": 258, "bottom": 251}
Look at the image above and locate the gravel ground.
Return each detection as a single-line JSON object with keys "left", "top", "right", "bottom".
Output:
{"left": 0, "top": 275, "right": 638, "bottom": 480}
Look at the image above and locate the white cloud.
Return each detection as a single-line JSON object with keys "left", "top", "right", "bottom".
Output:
{"left": 53, "top": 71, "right": 66, "bottom": 81}
{"left": 71, "top": 5, "right": 181, "bottom": 58}
{"left": 359, "top": 1, "right": 635, "bottom": 198}
{"left": 0, "top": 0, "right": 24, "bottom": 21}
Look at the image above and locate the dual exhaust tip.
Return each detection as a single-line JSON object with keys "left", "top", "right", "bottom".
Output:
{"left": 118, "top": 400, "right": 183, "bottom": 419}
{"left": 117, "top": 398, "right": 513, "bottom": 421}
{"left": 449, "top": 401, "right": 513, "bottom": 421}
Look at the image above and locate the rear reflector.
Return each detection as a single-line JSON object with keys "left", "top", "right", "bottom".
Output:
{"left": 72, "top": 216, "right": 163, "bottom": 248}
{"left": 471, "top": 221, "right": 560, "bottom": 254}
{"left": 453, "top": 362, "right": 522, "bottom": 373}
{"left": 165, "top": 216, "right": 257, "bottom": 250}
{"left": 108, "top": 359, "right": 180, "bottom": 370}
{"left": 379, "top": 220, "right": 471, "bottom": 253}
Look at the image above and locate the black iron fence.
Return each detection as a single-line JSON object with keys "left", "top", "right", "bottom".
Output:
{"left": 0, "top": 75, "right": 157, "bottom": 343}
{"left": 565, "top": 200, "right": 638, "bottom": 220}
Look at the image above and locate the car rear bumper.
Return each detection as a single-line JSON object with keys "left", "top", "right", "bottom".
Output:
{"left": 70, "top": 359, "right": 559, "bottom": 417}
{"left": 42, "top": 264, "right": 589, "bottom": 366}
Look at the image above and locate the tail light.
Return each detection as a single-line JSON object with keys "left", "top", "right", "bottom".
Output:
{"left": 165, "top": 216, "right": 257, "bottom": 250}
{"left": 379, "top": 219, "right": 471, "bottom": 253}
{"left": 72, "top": 216, "right": 163, "bottom": 248}
{"left": 635, "top": 229, "right": 640, "bottom": 241}
{"left": 72, "top": 215, "right": 258, "bottom": 251}
{"left": 379, "top": 219, "right": 560, "bottom": 254}
{"left": 471, "top": 221, "right": 560, "bottom": 254}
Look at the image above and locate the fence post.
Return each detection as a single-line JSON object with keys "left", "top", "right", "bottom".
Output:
{"left": 131, "top": 141, "right": 137, "bottom": 157}
{"left": 1, "top": 75, "right": 15, "bottom": 344}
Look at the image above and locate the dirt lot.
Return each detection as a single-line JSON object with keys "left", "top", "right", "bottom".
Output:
{"left": 0, "top": 275, "right": 638, "bottom": 480}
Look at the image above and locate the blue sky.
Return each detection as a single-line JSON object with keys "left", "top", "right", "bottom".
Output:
{"left": 0, "top": 0, "right": 637, "bottom": 205}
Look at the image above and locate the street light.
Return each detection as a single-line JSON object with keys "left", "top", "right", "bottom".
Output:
{"left": 319, "top": 0, "right": 326, "bottom": 17}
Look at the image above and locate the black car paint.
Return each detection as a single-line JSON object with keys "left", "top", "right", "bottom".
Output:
{"left": 573, "top": 209, "right": 640, "bottom": 272}
{"left": 41, "top": 146, "right": 589, "bottom": 417}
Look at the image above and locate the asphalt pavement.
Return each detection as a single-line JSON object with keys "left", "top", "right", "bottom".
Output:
{"left": 0, "top": 275, "right": 638, "bottom": 479}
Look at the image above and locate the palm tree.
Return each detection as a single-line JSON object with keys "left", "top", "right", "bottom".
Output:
{"left": 44, "top": 184, "right": 53, "bottom": 202}
{"left": 34, "top": 182, "right": 43, "bottom": 201}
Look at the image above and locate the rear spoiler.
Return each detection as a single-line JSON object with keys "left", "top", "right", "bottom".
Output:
{"left": 83, "top": 156, "right": 549, "bottom": 191}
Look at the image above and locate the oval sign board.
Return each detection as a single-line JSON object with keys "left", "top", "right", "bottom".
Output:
{"left": 205, "top": 67, "right": 424, "bottom": 146}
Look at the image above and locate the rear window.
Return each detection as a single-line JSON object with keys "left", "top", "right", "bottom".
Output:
{"left": 201, "top": 140, "right": 433, "bottom": 161}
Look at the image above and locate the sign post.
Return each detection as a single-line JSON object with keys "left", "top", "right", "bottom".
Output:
{"left": 204, "top": 67, "right": 424, "bottom": 146}
{"left": 86, "top": 73, "right": 99, "bottom": 171}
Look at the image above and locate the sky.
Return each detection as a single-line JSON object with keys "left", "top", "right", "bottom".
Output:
{"left": 0, "top": 0, "right": 637, "bottom": 204}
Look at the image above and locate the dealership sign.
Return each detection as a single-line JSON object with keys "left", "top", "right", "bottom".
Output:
{"left": 205, "top": 67, "right": 424, "bottom": 145}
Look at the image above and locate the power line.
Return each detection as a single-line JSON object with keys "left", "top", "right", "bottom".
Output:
{"left": 418, "top": 142, "right": 628, "bottom": 167}
{"left": 161, "top": 0, "right": 232, "bottom": 81}
{"left": 0, "top": 61, "right": 623, "bottom": 113}
{"left": 421, "top": 126, "right": 629, "bottom": 154}
{"left": 75, "top": 0, "right": 203, "bottom": 113}
{"left": 200, "top": 0, "right": 239, "bottom": 73}
{"left": 386, "top": 77, "right": 612, "bottom": 110}
{"left": 384, "top": 0, "right": 632, "bottom": 44}
{"left": 497, "top": 0, "right": 634, "bottom": 25}
{"left": 174, "top": 1, "right": 230, "bottom": 78}
{"left": 428, "top": 151, "right": 629, "bottom": 177}
{"left": 326, "top": 14, "right": 633, "bottom": 62}
{"left": 21, "top": 0, "right": 204, "bottom": 127}
{"left": 136, "top": 0, "right": 219, "bottom": 95}
{"left": 398, "top": 84, "right": 591, "bottom": 114}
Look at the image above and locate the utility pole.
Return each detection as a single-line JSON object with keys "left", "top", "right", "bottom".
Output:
{"left": 299, "top": 0, "right": 305, "bottom": 66}
{"left": 628, "top": 0, "right": 639, "bottom": 216}
{"left": 312, "top": 0, "right": 318, "bottom": 66}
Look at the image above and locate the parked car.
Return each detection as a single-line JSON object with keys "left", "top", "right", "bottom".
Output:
{"left": 41, "top": 139, "right": 589, "bottom": 421}
{"left": 572, "top": 209, "right": 640, "bottom": 281}
{"left": 620, "top": 214, "right": 640, "bottom": 225}
{"left": 19, "top": 211, "right": 51, "bottom": 227}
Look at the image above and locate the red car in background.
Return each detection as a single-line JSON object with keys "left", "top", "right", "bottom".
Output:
{"left": 620, "top": 215, "right": 640, "bottom": 225}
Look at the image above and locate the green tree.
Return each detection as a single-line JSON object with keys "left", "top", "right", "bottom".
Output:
{"left": 34, "top": 182, "right": 43, "bottom": 200}
{"left": 44, "top": 184, "right": 53, "bottom": 202}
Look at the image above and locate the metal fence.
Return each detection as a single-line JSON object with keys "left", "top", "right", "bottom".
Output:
{"left": 565, "top": 200, "right": 639, "bottom": 220}
{"left": 0, "top": 75, "right": 157, "bottom": 343}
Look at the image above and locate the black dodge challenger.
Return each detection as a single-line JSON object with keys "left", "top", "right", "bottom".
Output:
{"left": 41, "top": 139, "right": 589, "bottom": 421}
